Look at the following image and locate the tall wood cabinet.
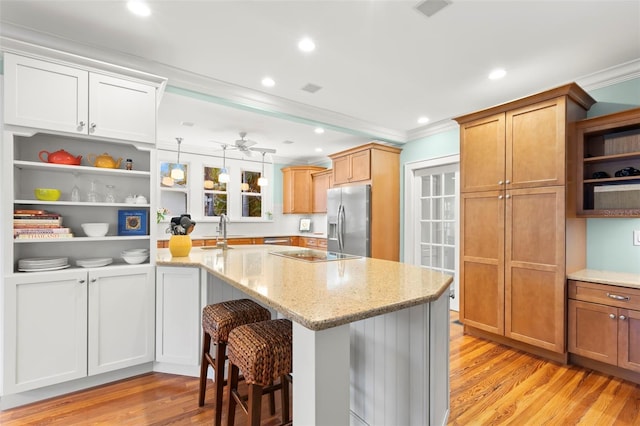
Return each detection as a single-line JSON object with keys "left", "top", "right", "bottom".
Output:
{"left": 329, "top": 142, "right": 401, "bottom": 261}
{"left": 454, "top": 83, "right": 595, "bottom": 358}
{"left": 311, "top": 169, "right": 333, "bottom": 213}
{"left": 281, "top": 166, "right": 326, "bottom": 214}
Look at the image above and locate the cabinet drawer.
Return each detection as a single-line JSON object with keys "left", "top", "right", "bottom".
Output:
{"left": 569, "top": 280, "right": 640, "bottom": 310}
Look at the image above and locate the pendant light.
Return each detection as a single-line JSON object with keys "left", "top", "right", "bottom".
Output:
{"left": 257, "top": 151, "right": 268, "bottom": 187}
{"left": 170, "top": 137, "right": 185, "bottom": 180}
{"left": 219, "top": 144, "right": 230, "bottom": 183}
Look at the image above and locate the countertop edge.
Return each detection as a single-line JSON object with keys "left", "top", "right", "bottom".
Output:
{"left": 567, "top": 269, "right": 640, "bottom": 290}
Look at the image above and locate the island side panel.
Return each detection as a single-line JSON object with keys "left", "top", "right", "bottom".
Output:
{"left": 349, "top": 290, "right": 450, "bottom": 425}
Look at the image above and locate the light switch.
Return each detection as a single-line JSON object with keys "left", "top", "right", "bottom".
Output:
{"left": 634, "top": 230, "right": 640, "bottom": 246}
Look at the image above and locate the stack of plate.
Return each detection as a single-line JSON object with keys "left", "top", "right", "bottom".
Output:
{"left": 18, "top": 257, "right": 69, "bottom": 272}
{"left": 76, "top": 257, "right": 113, "bottom": 268}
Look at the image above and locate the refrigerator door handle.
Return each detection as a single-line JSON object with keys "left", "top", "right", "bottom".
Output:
{"left": 338, "top": 204, "right": 346, "bottom": 252}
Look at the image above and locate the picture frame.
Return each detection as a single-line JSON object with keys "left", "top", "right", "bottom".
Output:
{"left": 299, "top": 218, "right": 311, "bottom": 232}
{"left": 118, "top": 209, "right": 148, "bottom": 236}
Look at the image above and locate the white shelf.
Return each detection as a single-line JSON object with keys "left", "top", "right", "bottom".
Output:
{"left": 14, "top": 236, "right": 150, "bottom": 244}
{"left": 15, "top": 200, "right": 151, "bottom": 208}
{"left": 14, "top": 160, "right": 151, "bottom": 178}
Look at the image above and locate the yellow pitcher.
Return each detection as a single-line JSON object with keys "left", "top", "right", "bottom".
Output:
{"left": 87, "top": 152, "right": 123, "bottom": 169}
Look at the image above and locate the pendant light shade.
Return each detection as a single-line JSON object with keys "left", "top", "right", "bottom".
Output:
{"left": 170, "top": 137, "right": 185, "bottom": 180}
{"left": 258, "top": 151, "right": 268, "bottom": 186}
{"left": 219, "top": 145, "right": 230, "bottom": 183}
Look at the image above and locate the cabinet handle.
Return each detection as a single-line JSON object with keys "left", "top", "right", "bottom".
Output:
{"left": 607, "top": 293, "right": 630, "bottom": 301}
{"left": 609, "top": 313, "right": 617, "bottom": 319}
{"left": 90, "top": 278, "right": 97, "bottom": 283}
{"left": 619, "top": 315, "right": 627, "bottom": 321}
{"left": 79, "top": 279, "right": 86, "bottom": 284}
{"left": 498, "top": 195, "right": 504, "bottom": 200}
{"left": 90, "top": 123, "right": 97, "bottom": 132}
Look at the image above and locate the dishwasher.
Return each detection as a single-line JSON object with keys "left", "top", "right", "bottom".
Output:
{"left": 263, "top": 237, "right": 293, "bottom": 245}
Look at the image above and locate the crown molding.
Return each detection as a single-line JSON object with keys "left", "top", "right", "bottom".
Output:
{"left": 576, "top": 58, "right": 640, "bottom": 91}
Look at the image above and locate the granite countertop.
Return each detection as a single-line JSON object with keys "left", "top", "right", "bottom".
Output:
{"left": 157, "top": 246, "right": 453, "bottom": 331}
{"left": 567, "top": 269, "right": 640, "bottom": 290}
{"left": 158, "top": 233, "right": 327, "bottom": 241}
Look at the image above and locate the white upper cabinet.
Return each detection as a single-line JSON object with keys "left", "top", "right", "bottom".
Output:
{"left": 3, "top": 52, "right": 157, "bottom": 144}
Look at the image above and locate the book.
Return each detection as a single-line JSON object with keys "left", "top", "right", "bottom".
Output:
{"left": 15, "top": 233, "right": 74, "bottom": 239}
{"left": 14, "top": 227, "right": 72, "bottom": 235}
{"left": 13, "top": 224, "right": 66, "bottom": 229}
{"left": 14, "top": 217, "right": 63, "bottom": 226}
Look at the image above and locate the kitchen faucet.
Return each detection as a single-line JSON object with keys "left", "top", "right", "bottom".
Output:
{"left": 217, "top": 213, "right": 229, "bottom": 249}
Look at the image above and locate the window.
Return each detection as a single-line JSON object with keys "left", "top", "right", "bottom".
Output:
{"left": 241, "top": 169, "right": 263, "bottom": 218}
{"left": 159, "top": 162, "right": 189, "bottom": 219}
{"left": 203, "top": 166, "right": 227, "bottom": 217}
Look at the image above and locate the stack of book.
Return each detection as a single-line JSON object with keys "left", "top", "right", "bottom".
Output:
{"left": 13, "top": 209, "right": 73, "bottom": 240}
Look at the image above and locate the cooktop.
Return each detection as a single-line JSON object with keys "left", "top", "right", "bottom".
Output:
{"left": 270, "top": 249, "right": 361, "bottom": 262}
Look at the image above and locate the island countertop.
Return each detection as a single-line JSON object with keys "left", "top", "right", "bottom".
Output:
{"left": 157, "top": 245, "right": 453, "bottom": 331}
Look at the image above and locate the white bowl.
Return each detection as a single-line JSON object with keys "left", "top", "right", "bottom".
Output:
{"left": 122, "top": 248, "right": 149, "bottom": 255}
{"left": 81, "top": 223, "right": 109, "bottom": 237}
{"left": 121, "top": 253, "right": 149, "bottom": 264}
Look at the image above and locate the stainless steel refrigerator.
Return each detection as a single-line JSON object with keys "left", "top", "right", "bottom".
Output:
{"left": 327, "top": 184, "right": 371, "bottom": 256}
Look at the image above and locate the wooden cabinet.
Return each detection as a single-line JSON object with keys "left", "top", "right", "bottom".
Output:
{"left": 311, "top": 169, "right": 333, "bottom": 213}
{"left": 281, "top": 166, "right": 326, "bottom": 214}
{"left": 3, "top": 52, "right": 160, "bottom": 144}
{"left": 576, "top": 107, "right": 640, "bottom": 217}
{"left": 3, "top": 266, "right": 154, "bottom": 393}
{"left": 455, "top": 83, "right": 595, "bottom": 357}
{"left": 568, "top": 280, "right": 640, "bottom": 378}
{"left": 332, "top": 149, "right": 370, "bottom": 185}
{"left": 298, "top": 236, "right": 327, "bottom": 249}
{"left": 329, "top": 143, "right": 402, "bottom": 261}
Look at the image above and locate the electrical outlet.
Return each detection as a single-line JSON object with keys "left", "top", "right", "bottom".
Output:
{"left": 634, "top": 230, "right": 640, "bottom": 246}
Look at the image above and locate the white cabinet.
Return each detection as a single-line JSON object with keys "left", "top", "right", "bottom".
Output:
{"left": 155, "top": 267, "right": 202, "bottom": 368}
{"left": 88, "top": 265, "right": 155, "bottom": 375}
{"left": 3, "top": 53, "right": 157, "bottom": 144}
{"left": 3, "top": 265, "right": 154, "bottom": 393}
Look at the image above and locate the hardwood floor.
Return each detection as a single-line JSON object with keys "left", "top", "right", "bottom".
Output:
{"left": 1, "top": 312, "right": 638, "bottom": 425}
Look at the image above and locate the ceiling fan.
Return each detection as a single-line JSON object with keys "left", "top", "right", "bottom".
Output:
{"left": 227, "top": 132, "right": 276, "bottom": 156}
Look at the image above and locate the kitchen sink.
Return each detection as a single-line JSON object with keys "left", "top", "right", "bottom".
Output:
{"left": 270, "top": 249, "right": 361, "bottom": 262}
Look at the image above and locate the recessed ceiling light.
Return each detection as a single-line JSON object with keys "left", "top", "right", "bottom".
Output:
{"left": 315, "top": 148, "right": 323, "bottom": 152}
{"left": 127, "top": 1, "right": 151, "bottom": 17}
{"left": 417, "top": 116, "right": 430, "bottom": 124}
{"left": 314, "top": 127, "right": 325, "bottom": 134}
{"left": 261, "top": 77, "right": 275, "bottom": 87}
{"left": 298, "top": 37, "right": 316, "bottom": 52}
{"left": 488, "top": 68, "right": 507, "bottom": 80}
{"left": 282, "top": 140, "right": 295, "bottom": 145}
{"left": 180, "top": 121, "right": 195, "bottom": 127}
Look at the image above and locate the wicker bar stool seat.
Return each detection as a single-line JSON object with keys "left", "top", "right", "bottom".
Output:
{"left": 199, "top": 299, "right": 271, "bottom": 426}
{"left": 227, "top": 318, "right": 293, "bottom": 426}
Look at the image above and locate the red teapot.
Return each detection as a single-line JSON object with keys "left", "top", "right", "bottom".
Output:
{"left": 39, "top": 149, "right": 82, "bottom": 166}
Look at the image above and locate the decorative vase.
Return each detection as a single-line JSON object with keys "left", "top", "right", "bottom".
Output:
{"left": 169, "top": 235, "right": 192, "bottom": 257}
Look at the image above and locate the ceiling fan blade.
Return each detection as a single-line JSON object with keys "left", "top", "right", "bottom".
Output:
{"left": 250, "top": 147, "right": 277, "bottom": 154}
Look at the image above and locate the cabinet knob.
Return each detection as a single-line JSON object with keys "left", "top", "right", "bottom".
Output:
{"left": 619, "top": 315, "right": 627, "bottom": 321}
{"left": 79, "top": 279, "right": 85, "bottom": 284}
{"left": 78, "top": 121, "right": 86, "bottom": 129}
{"left": 498, "top": 180, "right": 504, "bottom": 185}
{"left": 505, "top": 180, "right": 511, "bottom": 184}
{"left": 498, "top": 195, "right": 504, "bottom": 200}
{"left": 90, "top": 278, "right": 97, "bottom": 283}
{"left": 90, "top": 123, "right": 97, "bottom": 132}
{"left": 609, "top": 313, "right": 617, "bottom": 319}
{"left": 505, "top": 194, "right": 511, "bottom": 199}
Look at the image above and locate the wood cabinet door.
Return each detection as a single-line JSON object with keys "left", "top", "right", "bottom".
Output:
{"left": 312, "top": 171, "right": 332, "bottom": 213}
{"left": 4, "top": 271, "right": 88, "bottom": 393}
{"left": 460, "top": 113, "right": 505, "bottom": 193}
{"left": 89, "top": 73, "right": 156, "bottom": 144}
{"left": 506, "top": 97, "right": 567, "bottom": 189}
{"left": 3, "top": 53, "right": 89, "bottom": 134}
{"left": 618, "top": 308, "right": 640, "bottom": 373}
{"left": 332, "top": 155, "right": 352, "bottom": 185}
{"left": 87, "top": 266, "right": 155, "bottom": 375}
{"left": 460, "top": 191, "right": 505, "bottom": 334}
{"left": 350, "top": 150, "right": 371, "bottom": 182}
{"left": 568, "top": 299, "right": 618, "bottom": 365}
{"left": 505, "top": 186, "right": 566, "bottom": 353}
{"left": 283, "top": 168, "right": 314, "bottom": 213}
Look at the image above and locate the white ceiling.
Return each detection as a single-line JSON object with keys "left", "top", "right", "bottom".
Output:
{"left": 1, "top": 0, "right": 639, "bottom": 163}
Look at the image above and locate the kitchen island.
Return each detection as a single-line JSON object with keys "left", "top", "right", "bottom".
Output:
{"left": 157, "top": 245, "right": 453, "bottom": 425}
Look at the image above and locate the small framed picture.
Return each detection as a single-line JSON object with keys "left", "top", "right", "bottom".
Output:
{"left": 118, "top": 210, "right": 148, "bottom": 236}
{"left": 299, "top": 218, "right": 311, "bottom": 232}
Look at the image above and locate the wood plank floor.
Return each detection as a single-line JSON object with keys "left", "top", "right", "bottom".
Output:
{"left": 2, "top": 311, "right": 639, "bottom": 425}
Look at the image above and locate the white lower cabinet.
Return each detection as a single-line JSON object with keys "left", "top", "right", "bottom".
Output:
{"left": 3, "top": 265, "right": 154, "bottom": 394}
{"left": 155, "top": 267, "right": 201, "bottom": 368}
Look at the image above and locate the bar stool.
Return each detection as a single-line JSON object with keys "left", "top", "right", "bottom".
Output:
{"left": 199, "top": 299, "right": 271, "bottom": 426}
{"left": 226, "top": 318, "right": 293, "bottom": 426}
